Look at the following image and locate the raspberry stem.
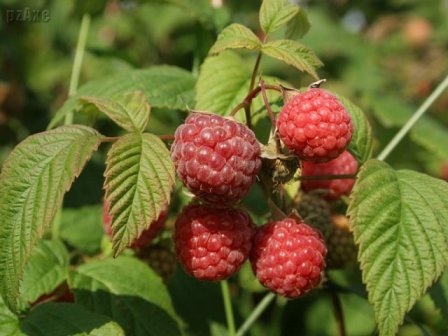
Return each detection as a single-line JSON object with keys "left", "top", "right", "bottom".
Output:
{"left": 235, "top": 292, "right": 276, "bottom": 336}
{"left": 299, "top": 173, "right": 357, "bottom": 181}
{"left": 221, "top": 280, "right": 236, "bottom": 336}
{"left": 330, "top": 290, "right": 347, "bottom": 336}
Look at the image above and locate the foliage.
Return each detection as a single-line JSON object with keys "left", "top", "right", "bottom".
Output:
{"left": 1, "top": 0, "right": 448, "bottom": 335}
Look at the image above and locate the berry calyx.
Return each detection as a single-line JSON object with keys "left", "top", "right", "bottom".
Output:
{"left": 171, "top": 113, "right": 262, "bottom": 204}
{"left": 301, "top": 150, "right": 358, "bottom": 200}
{"left": 250, "top": 218, "right": 327, "bottom": 299}
{"left": 326, "top": 214, "right": 358, "bottom": 269}
{"left": 173, "top": 203, "right": 254, "bottom": 281}
{"left": 102, "top": 200, "right": 167, "bottom": 250}
{"left": 276, "top": 88, "right": 354, "bottom": 163}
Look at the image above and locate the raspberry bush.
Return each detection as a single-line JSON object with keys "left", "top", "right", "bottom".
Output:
{"left": 1, "top": 1, "right": 448, "bottom": 336}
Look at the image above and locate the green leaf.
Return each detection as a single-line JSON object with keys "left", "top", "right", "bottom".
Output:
{"left": 285, "top": 7, "right": 311, "bottom": 39}
{"left": 0, "top": 296, "right": 23, "bottom": 336}
{"left": 411, "top": 117, "right": 448, "bottom": 159}
{"left": 19, "top": 240, "right": 69, "bottom": 310}
{"left": 209, "top": 23, "right": 261, "bottom": 55}
{"left": 104, "top": 133, "right": 175, "bottom": 256}
{"left": 59, "top": 205, "right": 104, "bottom": 255}
{"left": 337, "top": 95, "right": 374, "bottom": 163}
{"left": 196, "top": 51, "right": 283, "bottom": 122}
{"left": 348, "top": 159, "right": 448, "bottom": 335}
{"left": 49, "top": 66, "right": 196, "bottom": 129}
{"left": 259, "top": 0, "right": 298, "bottom": 35}
{"left": 79, "top": 91, "right": 150, "bottom": 133}
{"left": 262, "top": 40, "right": 322, "bottom": 79}
{"left": 70, "top": 256, "right": 181, "bottom": 336}
{"left": 428, "top": 271, "right": 448, "bottom": 320}
{"left": 0, "top": 125, "right": 102, "bottom": 312}
{"left": 20, "top": 302, "right": 124, "bottom": 336}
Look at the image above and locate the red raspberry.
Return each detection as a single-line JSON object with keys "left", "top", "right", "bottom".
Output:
{"left": 301, "top": 150, "right": 358, "bottom": 200}
{"left": 276, "top": 88, "right": 353, "bottom": 163}
{"left": 171, "top": 113, "right": 262, "bottom": 204}
{"left": 250, "top": 218, "right": 327, "bottom": 299}
{"left": 102, "top": 200, "right": 167, "bottom": 249}
{"left": 173, "top": 203, "right": 254, "bottom": 281}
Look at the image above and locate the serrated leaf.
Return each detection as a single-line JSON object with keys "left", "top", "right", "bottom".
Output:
{"left": 20, "top": 302, "right": 124, "bottom": 336}
{"left": 259, "top": 0, "right": 298, "bottom": 35}
{"left": 0, "top": 125, "right": 102, "bottom": 312}
{"left": 337, "top": 95, "right": 374, "bottom": 163}
{"left": 209, "top": 23, "right": 261, "bottom": 55}
{"left": 0, "top": 296, "right": 23, "bottom": 336}
{"left": 348, "top": 159, "right": 448, "bottom": 335}
{"left": 262, "top": 40, "right": 322, "bottom": 79}
{"left": 196, "top": 51, "right": 283, "bottom": 123}
{"left": 104, "top": 133, "right": 175, "bottom": 256}
{"left": 49, "top": 66, "right": 195, "bottom": 129}
{"left": 79, "top": 91, "right": 150, "bottom": 133}
{"left": 285, "top": 7, "right": 311, "bottom": 39}
{"left": 19, "top": 239, "right": 69, "bottom": 311}
{"left": 59, "top": 206, "right": 104, "bottom": 255}
{"left": 70, "top": 256, "right": 181, "bottom": 336}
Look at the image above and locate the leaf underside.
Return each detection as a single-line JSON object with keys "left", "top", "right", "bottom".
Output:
{"left": 0, "top": 125, "right": 102, "bottom": 312}
{"left": 103, "top": 133, "right": 175, "bottom": 256}
{"left": 348, "top": 159, "right": 448, "bottom": 335}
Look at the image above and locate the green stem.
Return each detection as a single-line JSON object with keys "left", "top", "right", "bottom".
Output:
{"left": 377, "top": 74, "right": 448, "bottom": 161}
{"left": 235, "top": 292, "right": 276, "bottom": 336}
{"left": 65, "top": 13, "right": 91, "bottom": 125}
{"left": 221, "top": 280, "right": 236, "bottom": 336}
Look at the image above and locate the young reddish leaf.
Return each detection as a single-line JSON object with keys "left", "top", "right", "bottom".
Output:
{"left": 209, "top": 23, "right": 262, "bottom": 55}
{"left": 348, "top": 159, "right": 448, "bottom": 336}
{"left": 262, "top": 40, "right": 322, "bottom": 79}
{"left": 79, "top": 91, "right": 150, "bottom": 133}
{"left": 336, "top": 95, "right": 374, "bottom": 164}
{"left": 104, "top": 133, "right": 175, "bottom": 256}
{"left": 0, "top": 125, "right": 102, "bottom": 312}
{"left": 259, "top": 0, "right": 298, "bottom": 35}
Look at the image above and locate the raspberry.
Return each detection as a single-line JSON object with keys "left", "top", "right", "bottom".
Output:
{"left": 171, "top": 113, "right": 262, "bottom": 204}
{"left": 294, "top": 192, "right": 332, "bottom": 239}
{"left": 173, "top": 203, "right": 254, "bottom": 281}
{"left": 276, "top": 88, "right": 353, "bottom": 163}
{"left": 250, "top": 218, "right": 327, "bottom": 299}
{"left": 326, "top": 214, "right": 358, "bottom": 269}
{"left": 102, "top": 200, "right": 167, "bottom": 249}
{"left": 139, "top": 245, "right": 177, "bottom": 283}
{"left": 301, "top": 150, "right": 358, "bottom": 200}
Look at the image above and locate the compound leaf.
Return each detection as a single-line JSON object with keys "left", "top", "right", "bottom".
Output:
{"left": 209, "top": 23, "right": 261, "bottom": 55}
{"left": 79, "top": 91, "right": 150, "bottom": 133}
{"left": 348, "top": 159, "right": 448, "bottom": 335}
{"left": 20, "top": 302, "right": 124, "bottom": 336}
{"left": 49, "top": 66, "right": 195, "bottom": 128}
{"left": 0, "top": 125, "right": 102, "bottom": 312}
{"left": 104, "top": 133, "right": 175, "bottom": 256}
{"left": 262, "top": 40, "right": 322, "bottom": 79}
{"left": 259, "top": 0, "right": 298, "bottom": 35}
{"left": 70, "top": 256, "right": 181, "bottom": 336}
{"left": 285, "top": 7, "right": 311, "bottom": 39}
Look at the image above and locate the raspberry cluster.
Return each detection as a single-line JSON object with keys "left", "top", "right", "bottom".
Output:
{"left": 171, "top": 113, "right": 262, "bottom": 204}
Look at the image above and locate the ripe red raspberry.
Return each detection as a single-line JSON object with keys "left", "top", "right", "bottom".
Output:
{"left": 102, "top": 200, "right": 167, "bottom": 249}
{"left": 171, "top": 113, "right": 262, "bottom": 204}
{"left": 276, "top": 88, "right": 353, "bottom": 163}
{"left": 173, "top": 203, "right": 254, "bottom": 281}
{"left": 301, "top": 150, "right": 358, "bottom": 200}
{"left": 250, "top": 218, "right": 327, "bottom": 299}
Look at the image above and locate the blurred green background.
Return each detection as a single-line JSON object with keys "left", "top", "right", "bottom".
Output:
{"left": 1, "top": 1, "right": 448, "bottom": 334}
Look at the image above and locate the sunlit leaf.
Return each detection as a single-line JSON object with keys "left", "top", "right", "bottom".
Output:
{"left": 79, "top": 91, "right": 150, "bottom": 133}
{"left": 285, "top": 7, "right": 311, "bottom": 39}
{"left": 262, "top": 40, "right": 322, "bottom": 79}
{"left": 348, "top": 159, "right": 448, "bottom": 335}
{"left": 0, "top": 125, "right": 102, "bottom": 312}
{"left": 259, "top": 0, "right": 298, "bottom": 35}
{"left": 209, "top": 23, "right": 261, "bottom": 55}
{"left": 104, "top": 133, "right": 175, "bottom": 256}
